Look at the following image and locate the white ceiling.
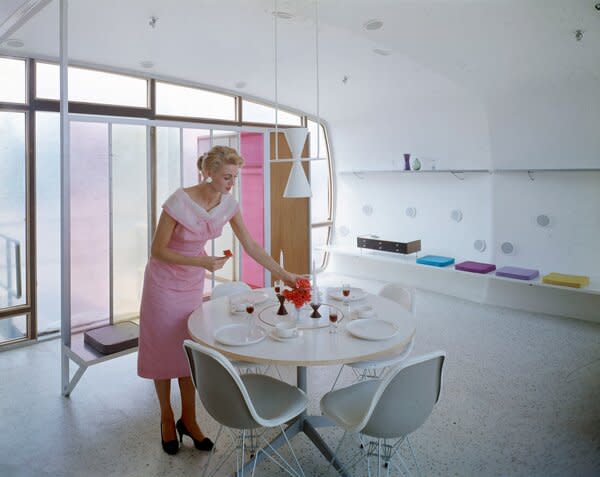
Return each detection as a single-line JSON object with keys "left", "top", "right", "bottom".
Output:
{"left": 1, "top": 0, "right": 599, "bottom": 120}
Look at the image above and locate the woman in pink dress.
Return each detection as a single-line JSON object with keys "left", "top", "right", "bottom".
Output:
{"left": 137, "top": 145, "right": 300, "bottom": 455}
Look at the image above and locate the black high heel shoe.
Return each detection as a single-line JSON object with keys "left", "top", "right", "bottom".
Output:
{"left": 161, "top": 423, "right": 179, "bottom": 455}
{"left": 176, "top": 419, "right": 214, "bottom": 451}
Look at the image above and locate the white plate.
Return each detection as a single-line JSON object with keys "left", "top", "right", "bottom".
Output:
{"left": 346, "top": 319, "right": 398, "bottom": 341}
{"left": 327, "top": 287, "right": 367, "bottom": 302}
{"left": 231, "top": 291, "right": 270, "bottom": 306}
{"left": 268, "top": 329, "right": 303, "bottom": 342}
{"left": 214, "top": 324, "right": 267, "bottom": 346}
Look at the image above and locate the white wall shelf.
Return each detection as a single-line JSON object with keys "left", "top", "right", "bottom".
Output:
{"left": 319, "top": 245, "right": 600, "bottom": 295}
{"left": 319, "top": 245, "right": 600, "bottom": 323}
{"left": 338, "top": 168, "right": 600, "bottom": 175}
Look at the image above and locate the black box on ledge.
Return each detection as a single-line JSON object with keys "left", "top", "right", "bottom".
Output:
{"left": 84, "top": 321, "right": 139, "bottom": 355}
{"left": 357, "top": 236, "right": 421, "bottom": 255}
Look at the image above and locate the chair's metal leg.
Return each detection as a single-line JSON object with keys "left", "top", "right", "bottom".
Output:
{"left": 323, "top": 430, "right": 348, "bottom": 477}
{"left": 377, "top": 438, "right": 382, "bottom": 477}
{"left": 330, "top": 365, "right": 345, "bottom": 391}
{"left": 279, "top": 424, "right": 306, "bottom": 477}
{"left": 407, "top": 436, "right": 421, "bottom": 477}
{"left": 201, "top": 425, "right": 223, "bottom": 477}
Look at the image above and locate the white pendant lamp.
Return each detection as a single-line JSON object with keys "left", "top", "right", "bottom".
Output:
{"left": 273, "top": 0, "right": 312, "bottom": 198}
{"left": 283, "top": 127, "right": 312, "bottom": 198}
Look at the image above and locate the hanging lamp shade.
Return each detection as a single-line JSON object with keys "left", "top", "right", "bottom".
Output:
{"left": 283, "top": 128, "right": 308, "bottom": 158}
{"left": 283, "top": 160, "right": 312, "bottom": 198}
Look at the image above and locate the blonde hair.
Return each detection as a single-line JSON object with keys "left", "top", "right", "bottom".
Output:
{"left": 197, "top": 145, "right": 244, "bottom": 175}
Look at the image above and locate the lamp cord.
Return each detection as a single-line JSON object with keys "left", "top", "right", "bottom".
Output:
{"left": 273, "top": 0, "right": 279, "bottom": 162}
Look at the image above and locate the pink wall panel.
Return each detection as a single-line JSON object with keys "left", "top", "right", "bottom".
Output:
{"left": 240, "top": 132, "right": 264, "bottom": 288}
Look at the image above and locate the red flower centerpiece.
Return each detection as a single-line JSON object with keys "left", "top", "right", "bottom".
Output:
{"left": 282, "top": 278, "right": 312, "bottom": 322}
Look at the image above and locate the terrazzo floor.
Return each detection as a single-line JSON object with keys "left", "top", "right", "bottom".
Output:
{"left": 1, "top": 290, "right": 599, "bottom": 476}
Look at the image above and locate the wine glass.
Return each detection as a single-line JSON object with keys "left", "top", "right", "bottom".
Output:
{"left": 273, "top": 279, "right": 282, "bottom": 295}
{"left": 245, "top": 302, "right": 255, "bottom": 338}
{"left": 328, "top": 307, "right": 339, "bottom": 334}
{"left": 341, "top": 283, "right": 351, "bottom": 306}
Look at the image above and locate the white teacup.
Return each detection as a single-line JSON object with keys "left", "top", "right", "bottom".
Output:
{"left": 275, "top": 322, "right": 297, "bottom": 339}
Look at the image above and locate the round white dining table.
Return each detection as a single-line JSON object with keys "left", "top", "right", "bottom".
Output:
{"left": 187, "top": 287, "right": 416, "bottom": 476}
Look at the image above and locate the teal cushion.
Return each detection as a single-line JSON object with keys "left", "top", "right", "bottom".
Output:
{"left": 416, "top": 255, "right": 455, "bottom": 267}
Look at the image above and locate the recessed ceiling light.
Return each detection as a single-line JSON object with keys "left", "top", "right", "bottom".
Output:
{"left": 373, "top": 48, "right": 392, "bottom": 56}
{"left": 364, "top": 19, "right": 383, "bottom": 31}
{"left": 5, "top": 38, "right": 24, "bottom": 48}
{"left": 234, "top": 81, "right": 247, "bottom": 89}
{"left": 139, "top": 60, "right": 154, "bottom": 69}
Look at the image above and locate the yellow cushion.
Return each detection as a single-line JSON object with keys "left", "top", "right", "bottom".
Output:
{"left": 542, "top": 273, "right": 590, "bottom": 289}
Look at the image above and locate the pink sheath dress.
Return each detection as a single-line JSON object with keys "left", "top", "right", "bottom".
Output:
{"left": 137, "top": 188, "right": 239, "bottom": 379}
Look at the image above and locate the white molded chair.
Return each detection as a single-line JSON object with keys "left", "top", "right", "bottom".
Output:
{"left": 184, "top": 340, "right": 307, "bottom": 477}
{"left": 211, "top": 282, "right": 279, "bottom": 378}
{"left": 330, "top": 283, "right": 416, "bottom": 391}
{"left": 321, "top": 351, "right": 446, "bottom": 477}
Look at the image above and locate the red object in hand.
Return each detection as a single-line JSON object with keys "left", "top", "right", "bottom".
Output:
{"left": 223, "top": 249, "right": 233, "bottom": 257}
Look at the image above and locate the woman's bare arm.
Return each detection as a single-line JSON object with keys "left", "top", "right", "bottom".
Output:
{"left": 151, "top": 211, "right": 228, "bottom": 272}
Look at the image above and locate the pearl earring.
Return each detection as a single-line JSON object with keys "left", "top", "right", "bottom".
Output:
{"left": 205, "top": 176, "right": 213, "bottom": 184}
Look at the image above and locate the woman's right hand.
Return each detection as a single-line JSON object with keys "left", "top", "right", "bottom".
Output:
{"left": 199, "top": 255, "right": 229, "bottom": 272}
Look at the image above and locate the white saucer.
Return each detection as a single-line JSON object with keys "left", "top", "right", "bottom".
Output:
{"left": 214, "top": 324, "right": 267, "bottom": 346}
{"left": 268, "top": 329, "right": 303, "bottom": 342}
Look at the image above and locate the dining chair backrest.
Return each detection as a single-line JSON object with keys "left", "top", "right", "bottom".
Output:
{"left": 378, "top": 283, "right": 416, "bottom": 314}
{"left": 183, "top": 339, "right": 262, "bottom": 430}
{"left": 360, "top": 351, "right": 445, "bottom": 439}
{"left": 211, "top": 281, "right": 251, "bottom": 300}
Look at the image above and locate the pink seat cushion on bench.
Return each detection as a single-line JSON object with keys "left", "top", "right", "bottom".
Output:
{"left": 455, "top": 261, "right": 496, "bottom": 274}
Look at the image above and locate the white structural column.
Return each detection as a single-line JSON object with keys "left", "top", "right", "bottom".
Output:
{"left": 59, "top": 0, "right": 72, "bottom": 396}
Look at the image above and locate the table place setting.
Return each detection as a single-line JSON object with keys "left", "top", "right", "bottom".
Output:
{"left": 213, "top": 323, "right": 268, "bottom": 346}
{"left": 327, "top": 285, "right": 368, "bottom": 303}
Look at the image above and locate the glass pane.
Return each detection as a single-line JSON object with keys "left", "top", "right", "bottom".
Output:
{"left": 242, "top": 100, "right": 302, "bottom": 126}
{"left": 240, "top": 132, "right": 264, "bottom": 287}
{"left": 0, "top": 112, "right": 26, "bottom": 309}
{"left": 70, "top": 121, "right": 110, "bottom": 331}
{"left": 311, "top": 226, "right": 330, "bottom": 270}
{"left": 182, "top": 128, "right": 211, "bottom": 187}
{"left": 212, "top": 131, "right": 239, "bottom": 282}
{"left": 0, "top": 314, "right": 27, "bottom": 344}
{"left": 156, "top": 127, "right": 181, "bottom": 219}
{"left": 156, "top": 82, "right": 236, "bottom": 121}
{"left": 36, "top": 62, "right": 148, "bottom": 107}
{"left": 308, "top": 120, "right": 328, "bottom": 159}
{"left": 0, "top": 58, "right": 26, "bottom": 103}
{"left": 112, "top": 124, "right": 148, "bottom": 322}
{"left": 36, "top": 112, "right": 61, "bottom": 333}
{"left": 310, "top": 159, "right": 330, "bottom": 223}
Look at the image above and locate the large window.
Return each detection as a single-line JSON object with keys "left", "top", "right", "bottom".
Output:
{"left": 242, "top": 99, "right": 302, "bottom": 126}
{"left": 308, "top": 120, "right": 332, "bottom": 269}
{"left": 36, "top": 63, "right": 149, "bottom": 107}
{"left": 156, "top": 82, "right": 236, "bottom": 121}
{"left": 0, "top": 54, "right": 334, "bottom": 344}
{"left": 0, "top": 58, "right": 26, "bottom": 103}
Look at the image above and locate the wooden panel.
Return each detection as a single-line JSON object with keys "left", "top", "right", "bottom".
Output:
{"left": 270, "top": 132, "right": 310, "bottom": 281}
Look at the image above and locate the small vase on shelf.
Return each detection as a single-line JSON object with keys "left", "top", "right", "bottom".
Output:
{"left": 411, "top": 157, "right": 421, "bottom": 171}
{"left": 403, "top": 153, "right": 411, "bottom": 171}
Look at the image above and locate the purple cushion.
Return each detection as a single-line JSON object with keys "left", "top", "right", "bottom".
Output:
{"left": 496, "top": 266, "right": 539, "bottom": 280}
{"left": 455, "top": 261, "right": 496, "bottom": 274}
